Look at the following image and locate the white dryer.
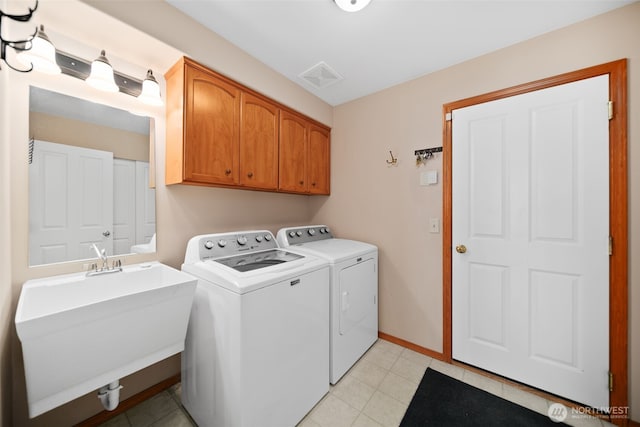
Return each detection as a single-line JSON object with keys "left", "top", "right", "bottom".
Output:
{"left": 182, "top": 230, "right": 329, "bottom": 427}
{"left": 277, "top": 225, "right": 378, "bottom": 384}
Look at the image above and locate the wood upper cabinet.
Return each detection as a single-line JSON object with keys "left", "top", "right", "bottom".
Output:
{"left": 166, "top": 57, "right": 240, "bottom": 186}
{"left": 308, "top": 124, "right": 330, "bottom": 195}
{"left": 240, "top": 93, "right": 279, "bottom": 190}
{"left": 279, "top": 110, "right": 308, "bottom": 193}
{"left": 279, "top": 110, "right": 331, "bottom": 195}
{"left": 166, "top": 57, "right": 330, "bottom": 195}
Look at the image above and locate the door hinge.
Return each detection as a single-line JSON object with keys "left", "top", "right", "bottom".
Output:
{"left": 445, "top": 112, "right": 452, "bottom": 122}
{"left": 608, "top": 101, "right": 613, "bottom": 120}
{"left": 609, "top": 371, "right": 614, "bottom": 392}
{"left": 609, "top": 236, "right": 613, "bottom": 256}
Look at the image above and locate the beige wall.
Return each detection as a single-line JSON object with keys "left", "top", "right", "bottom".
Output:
{"left": 6, "top": 1, "right": 331, "bottom": 425}
{"left": 1, "top": 9, "right": 13, "bottom": 422}
{"left": 3, "top": 0, "right": 639, "bottom": 425}
{"left": 29, "top": 111, "right": 150, "bottom": 162}
{"left": 310, "top": 2, "right": 640, "bottom": 420}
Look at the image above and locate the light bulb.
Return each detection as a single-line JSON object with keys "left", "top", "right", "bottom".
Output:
{"left": 137, "top": 69, "right": 163, "bottom": 106}
{"left": 86, "top": 50, "right": 119, "bottom": 93}
{"left": 17, "top": 25, "right": 61, "bottom": 74}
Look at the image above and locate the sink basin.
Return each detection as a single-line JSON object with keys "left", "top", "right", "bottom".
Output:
{"left": 15, "top": 262, "right": 197, "bottom": 418}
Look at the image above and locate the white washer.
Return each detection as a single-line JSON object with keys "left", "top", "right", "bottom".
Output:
{"left": 277, "top": 225, "right": 378, "bottom": 384}
{"left": 181, "top": 230, "right": 329, "bottom": 427}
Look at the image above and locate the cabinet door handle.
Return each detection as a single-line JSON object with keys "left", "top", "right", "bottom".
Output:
{"left": 299, "top": 180, "right": 304, "bottom": 185}
{"left": 225, "top": 169, "right": 231, "bottom": 176}
{"left": 311, "top": 182, "right": 316, "bottom": 187}
{"left": 247, "top": 172, "right": 253, "bottom": 178}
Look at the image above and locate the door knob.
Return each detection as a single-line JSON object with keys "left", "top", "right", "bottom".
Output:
{"left": 455, "top": 244, "right": 467, "bottom": 254}
{"left": 103, "top": 230, "right": 111, "bottom": 237}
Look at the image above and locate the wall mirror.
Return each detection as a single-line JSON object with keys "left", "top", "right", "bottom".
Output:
{"left": 28, "top": 86, "right": 156, "bottom": 266}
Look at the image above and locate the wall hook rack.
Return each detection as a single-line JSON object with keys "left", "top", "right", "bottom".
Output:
{"left": 415, "top": 146, "right": 442, "bottom": 165}
{"left": 386, "top": 150, "right": 398, "bottom": 165}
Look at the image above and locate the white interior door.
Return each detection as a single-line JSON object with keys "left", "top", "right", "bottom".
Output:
{"left": 113, "top": 158, "right": 137, "bottom": 255}
{"left": 29, "top": 140, "right": 113, "bottom": 265}
{"left": 135, "top": 160, "right": 156, "bottom": 245}
{"left": 451, "top": 75, "right": 610, "bottom": 408}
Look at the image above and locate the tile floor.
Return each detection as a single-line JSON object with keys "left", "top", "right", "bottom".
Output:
{"left": 99, "top": 339, "right": 612, "bottom": 427}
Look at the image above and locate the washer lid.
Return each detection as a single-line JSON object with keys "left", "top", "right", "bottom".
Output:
{"left": 182, "top": 251, "right": 329, "bottom": 294}
{"left": 213, "top": 249, "right": 303, "bottom": 272}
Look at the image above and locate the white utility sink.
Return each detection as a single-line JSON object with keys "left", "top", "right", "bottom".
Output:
{"left": 15, "top": 262, "right": 197, "bottom": 418}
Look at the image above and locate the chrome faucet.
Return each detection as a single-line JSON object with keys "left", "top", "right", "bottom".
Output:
{"left": 88, "top": 243, "right": 122, "bottom": 276}
{"left": 91, "top": 243, "right": 108, "bottom": 269}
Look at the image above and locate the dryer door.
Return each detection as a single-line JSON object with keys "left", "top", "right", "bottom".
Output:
{"left": 339, "top": 258, "right": 377, "bottom": 335}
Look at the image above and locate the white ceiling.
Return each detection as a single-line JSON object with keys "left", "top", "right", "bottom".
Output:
{"left": 166, "top": 0, "right": 634, "bottom": 106}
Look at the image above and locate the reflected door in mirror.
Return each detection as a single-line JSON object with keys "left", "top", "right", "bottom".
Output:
{"left": 29, "top": 140, "right": 114, "bottom": 265}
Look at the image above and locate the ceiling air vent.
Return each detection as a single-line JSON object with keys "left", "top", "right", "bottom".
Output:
{"left": 299, "top": 61, "right": 343, "bottom": 89}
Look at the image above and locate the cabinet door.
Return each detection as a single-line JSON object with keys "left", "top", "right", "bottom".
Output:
{"left": 240, "top": 93, "right": 279, "bottom": 190}
{"left": 308, "top": 124, "right": 330, "bottom": 195}
{"left": 184, "top": 65, "right": 240, "bottom": 185}
{"left": 279, "top": 110, "right": 308, "bottom": 193}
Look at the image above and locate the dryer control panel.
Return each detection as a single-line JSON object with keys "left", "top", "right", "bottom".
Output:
{"left": 277, "top": 225, "right": 333, "bottom": 246}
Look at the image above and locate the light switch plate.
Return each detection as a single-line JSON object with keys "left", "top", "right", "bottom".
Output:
{"left": 429, "top": 218, "right": 440, "bottom": 233}
{"left": 420, "top": 170, "right": 438, "bottom": 186}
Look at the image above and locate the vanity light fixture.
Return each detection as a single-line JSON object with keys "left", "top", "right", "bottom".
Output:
{"left": 137, "top": 69, "right": 163, "bottom": 106}
{"left": 18, "top": 20, "right": 164, "bottom": 106}
{"left": 0, "top": 0, "right": 39, "bottom": 72}
{"left": 333, "top": 0, "right": 371, "bottom": 13}
{"left": 55, "top": 50, "right": 162, "bottom": 105}
{"left": 17, "top": 25, "right": 61, "bottom": 75}
{"left": 86, "top": 50, "right": 119, "bottom": 93}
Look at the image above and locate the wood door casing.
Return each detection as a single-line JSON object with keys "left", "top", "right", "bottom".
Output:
{"left": 240, "top": 93, "right": 279, "bottom": 190}
{"left": 184, "top": 64, "right": 240, "bottom": 185}
{"left": 442, "top": 59, "right": 628, "bottom": 425}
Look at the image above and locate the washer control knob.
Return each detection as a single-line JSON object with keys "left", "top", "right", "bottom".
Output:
{"left": 319, "top": 228, "right": 326, "bottom": 234}
{"left": 296, "top": 231, "right": 303, "bottom": 237}
{"left": 237, "top": 236, "right": 248, "bottom": 245}
{"left": 217, "top": 239, "right": 227, "bottom": 248}
{"left": 204, "top": 240, "right": 214, "bottom": 250}
{"left": 264, "top": 234, "right": 272, "bottom": 241}
{"left": 308, "top": 229, "right": 316, "bottom": 236}
{"left": 255, "top": 235, "right": 263, "bottom": 243}
{"left": 325, "top": 227, "right": 331, "bottom": 234}
{"left": 289, "top": 231, "right": 296, "bottom": 238}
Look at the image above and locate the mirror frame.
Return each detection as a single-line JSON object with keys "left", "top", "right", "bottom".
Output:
{"left": 28, "top": 86, "right": 156, "bottom": 266}
{"left": 9, "top": 67, "right": 163, "bottom": 277}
